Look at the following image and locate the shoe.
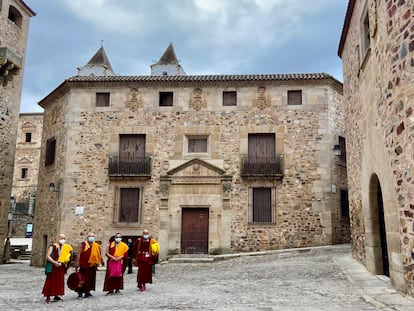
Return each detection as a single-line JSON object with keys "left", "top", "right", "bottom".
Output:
{"left": 78, "top": 293, "right": 83, "bottom": 298}
{"left": 45, "top": 297, "right": 51, "bottom": 304}
{"left": 53, "top": 296, "right": 62, "bottom": 302}
{"left": 105, "top": 291, "right": 114, "bottom": 296}
{"left": 115, "top": 289, "right": 120, "bottom": 294}
{"left": 84, "top": 293, "right": 93, "bottom": 298}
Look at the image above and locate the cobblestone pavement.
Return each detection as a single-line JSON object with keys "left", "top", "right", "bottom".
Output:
{"left": 1, "top": 244, "right": 413, "bottom": 310}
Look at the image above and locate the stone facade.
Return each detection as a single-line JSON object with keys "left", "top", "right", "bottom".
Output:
{"left": 0, "top": 0, "right": 34, "bottom": 262}
{"left": 10, "top": 113, "right": 43, "bottom": 237}
{"left": 30, "top": 48, "right": 349, "bottom": 267}
{"left": 339, "top": 0, "right": 414, "bottom": 296}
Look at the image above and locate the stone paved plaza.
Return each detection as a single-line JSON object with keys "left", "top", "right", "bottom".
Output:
{"left": 0, "top": 244, "right": 413, "bottom": 310}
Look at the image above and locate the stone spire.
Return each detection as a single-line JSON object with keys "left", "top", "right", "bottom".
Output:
{"left": 77, "top": 46, "right": 115, "bottom": 76}
{"left": 151, "top": 43, "right": 186, "bottom": 76}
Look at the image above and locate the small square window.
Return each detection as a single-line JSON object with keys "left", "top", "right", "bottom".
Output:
{"left": 96, "top": 92, "right": 110, "bottom": 107}
{"left": 287, "top": 90, "right": 302, "bottom": 105}
{"left": 21, "top": 168, "right": 28, "bottom": 179}
{"left": 188, "top": 137, "right": 208, "bottom": 153}
{"left": 25, "top": 132, "right": 32, "bottom": 143}
{"left": 223, "top": 91, "right": 237, "bottom": 106}
{"left": 159, "top": 92, "right": 173, "bottom": 106}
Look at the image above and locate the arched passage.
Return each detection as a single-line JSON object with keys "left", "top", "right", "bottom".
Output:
{"left": 368, "top": 174, "right": 389, "bottom": 276}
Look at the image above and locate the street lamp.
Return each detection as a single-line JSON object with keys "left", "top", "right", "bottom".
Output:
{"left": 333, "top": 144, "right": 341, "bottom": 157}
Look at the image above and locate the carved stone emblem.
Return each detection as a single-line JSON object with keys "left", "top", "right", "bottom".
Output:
{"left": 253, "top": 86, "right": 270, "bottom": 110}
{"left": 126, "top": 88, "right": 143, "bottom": 111}
{"left": 189, "top": 88, "right": 206, "bottom": 111}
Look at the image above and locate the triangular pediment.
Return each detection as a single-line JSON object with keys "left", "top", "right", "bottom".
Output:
{"left": 167, "top": 158, "right": 225, "bottom": 177}
{"left": 18, "top": 157, "right": 32, "bottom": 164}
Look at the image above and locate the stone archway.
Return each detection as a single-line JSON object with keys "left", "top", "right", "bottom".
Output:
{"left": 367, "top": 174, "right": 389, "bottom": 276}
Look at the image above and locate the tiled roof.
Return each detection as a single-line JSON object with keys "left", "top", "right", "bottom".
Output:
{"left": 67, "top": 72, "right": 336, "bottom": 83}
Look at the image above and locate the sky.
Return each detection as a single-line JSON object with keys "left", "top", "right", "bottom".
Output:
{"left": 20, "top": 0, "right": 349, "bottom": 113}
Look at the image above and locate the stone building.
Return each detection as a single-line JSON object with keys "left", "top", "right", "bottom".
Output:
{"left": 0, "top": 0, "right": 35, "bottom": 262}
{"left": 31, "top": 44, "right": 349, "bottom": 266}
{"left": 10, "top": 112, "right": 43, "bottom": 238}
{"left": 339, "top": 0, "right": 414, "bottom": 296}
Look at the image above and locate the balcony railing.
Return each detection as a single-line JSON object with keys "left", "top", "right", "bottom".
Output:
{"left": 108, "top": 155, "right": 151, "bottom": 178}
{"left": 240, "top": 154, "right": 283, "bottom": 178}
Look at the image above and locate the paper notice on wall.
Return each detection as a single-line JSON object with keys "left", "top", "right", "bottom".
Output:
{"left": 75, "top": 206, "right": 84, "bottom": 215}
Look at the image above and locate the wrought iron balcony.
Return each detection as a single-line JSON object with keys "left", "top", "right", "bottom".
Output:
{"left": 108, "top": 155, "right": 151, "bottom": 179}
{"left": 240, "top": 154, "right": 283, "bottom": 178}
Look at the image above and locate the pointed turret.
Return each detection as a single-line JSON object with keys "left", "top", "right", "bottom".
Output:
{"left": 151, "top": 43, "right": 186, "bottom": 76}
{"left": 77, "top": 46, "right": 115, "bottom": 76}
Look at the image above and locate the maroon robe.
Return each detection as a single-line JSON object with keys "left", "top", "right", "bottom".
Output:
{"left": 103, "top": 242, "right": 128, "bottom": 292}
{"left": 42, "top": 245, "right": 66, "bottom": 297}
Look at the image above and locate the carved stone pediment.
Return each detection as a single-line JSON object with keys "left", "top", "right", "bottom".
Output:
{"left": 18, "top": 157, "right": 32, "bottom": 164}
{"left": 166, "top": 159, "right": 225, "bottom": 184}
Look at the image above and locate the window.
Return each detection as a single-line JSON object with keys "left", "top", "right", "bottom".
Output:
{"left": 25, "top": 132, "right": 32, "bottom": 143}
{"left": 248, "top": 133, "right": 275, "bottom": 162}
{"left": 223, "top": 91, "right": 237, "bottom": 106}
{"left": 159, "top": 92, "right": 173, "bottom": 106}
{"left": 339, "top": 136, "right": 347, "bottom": 163}
{"left": 188, "top": 137, "right": 208, "bottom": 153}
{"left": 252, "top": 187, "right": 272, "bottom": 223}
{"left": 340, "top": 189, "right": 349, "bottom": 219}
{"left": 8, "top": 5, "right": 22, "bottom": 27}
{"left": 21, "top": 168, "right": 28, "bottom": 179}
{"left": 96, "top": 92, "right": 110, "bottom": 107}
{"left": 287, "top": 90, "right": 302, "bottom": 105}
{"left": 361, "top": 5, "right": 370, "bottom": 58}
{"left": 118, "top": 188, "right": 141, "bottom": 223}
{"left": 45, "top": 137, "right": 56, "bottom": 166}
{"left": 119, "top": 134, "right": 146, "bottom": 161}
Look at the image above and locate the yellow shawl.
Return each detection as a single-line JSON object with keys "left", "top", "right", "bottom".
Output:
{"left": 111, "top": 241, "right": 129, "bottom": 257}
{"left": 57, "top": 243, "right": 73, "bottom": 266}
{"left": 85, "top": 242, "right": 102, "bottom": 265}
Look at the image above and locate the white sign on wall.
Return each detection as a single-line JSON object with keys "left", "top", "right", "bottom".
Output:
{"left": 75, "top": 206, "right": 84, "bottom": 215}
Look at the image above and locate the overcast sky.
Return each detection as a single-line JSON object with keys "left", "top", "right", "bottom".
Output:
{"left": 20, "top": 0, "right": 348, "bottom": 113}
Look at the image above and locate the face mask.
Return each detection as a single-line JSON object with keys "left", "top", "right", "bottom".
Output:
{"left": 143, "top": 235, "right": 149, "bottom": 239}
{"left": 88, "top": 237, "right": 95, "bottom": 243}
{"left": 115, "top": 237, "right": 122, "bottom": 243}
{"left": 59, "top": 239, "right": 65, "bottom": 245}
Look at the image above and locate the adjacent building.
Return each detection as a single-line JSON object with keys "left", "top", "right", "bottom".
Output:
{"left": 10, "top": 112, "right": 43, "bottom": 238}
{"left": 0, "top": 0, "right": 35, "bottom": 262}
{"left": 339, "top": 0, "right": 414, "bottom": 295}
{"left": 30, "top": 44, "right": 349, "bottom": 267}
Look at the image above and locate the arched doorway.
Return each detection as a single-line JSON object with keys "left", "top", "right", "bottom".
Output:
{"left": 369, "top": 174, "right": 389, "bottom": 276}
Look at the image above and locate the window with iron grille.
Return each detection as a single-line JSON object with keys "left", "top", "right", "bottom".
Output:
{"left": 118, "top": 188, "right": 141, "bottom": 223}
{"left": 223, "top": 91, "right": 237, "bottom": 106}
{"left": 45, "top": 137, "right": 56, "bottom": 166}
{"left": 159, "top": 92, "right": 173, "bottom": 106}
{"left": 25, "top": 132, "right": 32, "bottom": 143}
{"left": 21, "top": 168, "right": 28, "bottom": 179}
{"left": 252, "top": 187, "right": 273, "bottom": 223}
{"left": 96, "top": 92, "right": 110, "bottom": 107}
{"left": 340, "top": 189, "right": 349, "bottom": 219}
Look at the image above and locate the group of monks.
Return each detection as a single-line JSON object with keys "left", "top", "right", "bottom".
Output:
{"left": 42, "top": 230, "right": 159, "bottom": 304}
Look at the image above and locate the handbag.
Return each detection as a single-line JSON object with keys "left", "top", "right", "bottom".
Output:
{"left": 44, "top": 245, "right": 55, "bottom": 274}
{"left": 108, "top": 260, "right": 123, "bottom": 277}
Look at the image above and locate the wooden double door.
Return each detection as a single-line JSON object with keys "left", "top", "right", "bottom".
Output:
{"left": 181, "top": 208, "right": 209, "bottom": 254}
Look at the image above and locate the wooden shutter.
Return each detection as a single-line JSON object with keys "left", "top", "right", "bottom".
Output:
{"left": 119, "top": 134, "right": 145, "bottom": 162}
{"left": 253, "top": 188, "right": 272, "bottom": 223}
{"left": 159, "top": 92, "right": 173, "bottom": 106}
{"left": 223, "top": 91, "right": 237, "bottom": 106}
{"left": 45, "top": 137, "right": 56, "bottom": 166}
{"left": 248, "top": 133, "right": 275, "bottom": 162}
{"left": 96, "top": 93, "right": 110, "bottom": 107}
{"left": 288, "top": 90, "right": 302, "bottom": 105}
{"left": 119, "top": 188, "right": 139, "bottom": 223}
{"left": 188, "top": 137, "right": 207, "bottom": 153}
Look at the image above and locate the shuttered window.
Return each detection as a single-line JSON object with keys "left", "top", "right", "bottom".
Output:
{"left": 223, "top": 91, "right": 237, "bottom": 106}
{"left": 252, "top": 188, "right": 272, "bottom": 223}
{"left": 339, "top": 136, "right": 347, "bottom": 163}
{"left": 119, "top": 134, "right": 146, "bottom": 161}
{"left": 287, "top": 90, "right": 302, "bottom": 105}
{"left": 96, "top": 92, "right": 110, "bottom": 107}
{"left": 159, "top": 92, "right": 173, "bottom": 106}
{"left": 119, "top": 188, "right": 140, "bottom": 223}
{"left": 248, "top": 133, "right": 275, "bottom": 162}
{"left": 340, "top": 189, "right": 349, "bottom": 219}
{"left": 45, "top": 137, "right": 56, "bottom": 166}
